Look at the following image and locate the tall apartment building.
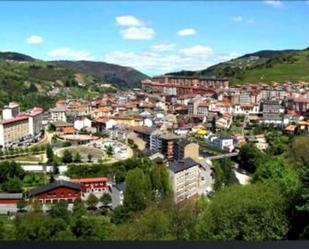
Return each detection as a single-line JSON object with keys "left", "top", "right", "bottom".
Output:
{"left": 0, "top": 103, "right": 43, "bottom": 147}
{"left": 173, "top": 139, "right": 199, "bottom": 161}
{"left": 150, "top": 131, "right": 181, "bottom": 160}
{"left": 0, "top": 116, "right": 29, "bottom": 147}
{"left": 169, "top": 158, "right": 200, "bottom": 203}
{"left": 141, "top": 75, "right": 229, "bottom": 96}
{"left": 50, "top": 107, "right": 67, "bottom": 122}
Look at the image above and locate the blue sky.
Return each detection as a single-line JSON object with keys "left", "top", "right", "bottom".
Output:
{"left": 0, "top": 1, "right": 309, "bottom": 75}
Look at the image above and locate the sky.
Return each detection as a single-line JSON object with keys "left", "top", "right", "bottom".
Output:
{"left": 0, "top": 0, "right": 309, "bottom": 76}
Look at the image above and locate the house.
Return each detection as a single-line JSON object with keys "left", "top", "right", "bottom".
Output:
{"left": 50, "top": 107, "right": 67, "bottom": 122}
{"left": 53, "top": 121, "right": 75, "bottom": 133}
{"left": 262, "top": 100, "right": 284, "bottom": 113}
{"left": 74, "top": 117, "right": 92, "bottom": 131}
{"left": 71, "top": 177, "right": 110, "bottom": 200}
{"left": 129, "top": 126, "right": 155, "bottom": 149}
{"left": 0, "top": 193, "right": 23, "bottom": 214}
{"left": 111, "top": 182, "right": 126, "bottom": 209}
{"left": 173, "top": 139, "right": 199, "bottom": 161}
{"left": 29, "top": 180, "right": 81, "bottom": 204}
{"left": 0, "top": 103, "right": 44, "bottom": 147}
{"left": 207, "top": 135, "right": 234, "bottom": 152}
{"left": 93, "top": 118, "right": 117, "bottom": 132}
{"left": 150, "top": 132, "right": 181, "bottom": 160}
{"left": 261, "top": 113, "right": 283, "bottom": 126}
{"left": 168, "top": 158, "right": 200, "bottom": 203}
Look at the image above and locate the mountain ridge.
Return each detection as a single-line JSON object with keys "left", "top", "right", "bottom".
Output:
{"left": 168, "top": 47, "right": 309, "bottom": 84}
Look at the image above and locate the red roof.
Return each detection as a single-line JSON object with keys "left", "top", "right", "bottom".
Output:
{"left": 0, "top": 115, "right": 28, "bottom": 125}
{"left": 71, "top": 177, "right": 110, "bottom": 183}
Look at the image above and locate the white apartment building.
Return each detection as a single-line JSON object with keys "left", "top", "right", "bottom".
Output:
{"left": 0, "top": 103, "right": 43, "bottom": 147}
{"left": 0, "top": 116, "right": 29, "bottom": 147}
{"left": 207, "top": 135, "right": 234, "bottom": 152}
{"left": 169, "top": 158, "right": 200, "bottom": 203}
{"left": 50, "top": 107, "right": 67, "bottom": 122}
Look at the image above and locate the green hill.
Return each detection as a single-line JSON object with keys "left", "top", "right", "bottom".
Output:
{"left": 169, "top": 48, "right": 309, "bottom": 84}
{"left": 0, "top": 53, "right": 113, "bottom": 110}
{"left": 0, "top": 52, "right": 149, "bottom": 110}
{"left": 52, "top": 60, "right": 149, "bottom": 89}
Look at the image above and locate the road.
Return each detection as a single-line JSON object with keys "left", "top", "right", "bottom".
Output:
{"left": 206, "top": 152, "right": 239, "bottom": 160}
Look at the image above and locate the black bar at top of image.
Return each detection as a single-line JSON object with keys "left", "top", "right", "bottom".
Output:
{"left": 0, "top": 241, "right": 309, "bottom": 249}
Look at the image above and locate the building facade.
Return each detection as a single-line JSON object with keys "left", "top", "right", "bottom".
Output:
{"left": 169, "top": 158, "right": 200, "bottom": 203}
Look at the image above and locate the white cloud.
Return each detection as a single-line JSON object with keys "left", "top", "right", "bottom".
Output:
{"left": 179, "top": 45, "right": 213, "bottom": 57}
{"left": 177, "top": 28, "right": 196, "bottom": 37}
{"left": 26, "top": 35, "right": 44, "bottom": 44}
{"left": 264, "top": 0, "right": 283, "bottom": 8}
{"left": 232, "top": 16, "right": 243, "bottom": 22}
{"left": 48, "top": 48, "right": 95, "bottom": 60}
{"left": 104, "top": 45, "right": 238, "bottom": 76}
{"left": 115, "top": 15, "right": 155, "bottom": 40}
{"left": 116, "top": 16, "right": 143, "bottom": 27}
{"left": 151, "top": 43, "right": 176, "bottom": 52}
{"left": 120, "top": 26, "right": 155, "bottom": 40}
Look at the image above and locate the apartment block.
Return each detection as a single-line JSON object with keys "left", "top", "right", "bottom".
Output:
{"left": 169, "top": 158, "right": 200, "bottom": 203}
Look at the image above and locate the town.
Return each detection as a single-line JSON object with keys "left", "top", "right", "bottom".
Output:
{"left": 0, "top": 74, "right": 308, "bottom": 215}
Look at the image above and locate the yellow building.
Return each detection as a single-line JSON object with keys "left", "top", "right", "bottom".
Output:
{"left": 0, "top": 116, "right": 29, "bottom": 147}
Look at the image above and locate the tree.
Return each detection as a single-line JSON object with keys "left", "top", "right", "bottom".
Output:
{"left": 49, "top": 200, "right": 69, "bottom": 222}
{"left": 213, "top": 158, "right": 239, "bottom": 191}
{"left": 238, "top": 143, "right": 264, "bottom": 173}
{"left": 15, "top": 213, "right": 67, "bottom": 241}
{"left": 17, "top": 199, "right": 28, "bottom": 212}
{"left": 72, "top": 199, "right": 86, "bottom": 217}
{"left": 62, "top": 150, "right": 73, "bottom": 164}
{"left": 87, "top": 154, "right": 92, "bottom": 162}
{"left": 86, "top": 193, "right": 99, "bottom": 210}
{"left": 211, "top": 116, "right": 216, "bottom": 133}
{"left": 252, "top": 157, "right": 300, "bottom": 197}
{"left": 73, "top": 152, "right": 82, "bottom": 163}
{"left": 111, "top": 206, "right": 130, "bottom": 224}
{"left": 2, "top": 177, "right": 23, "bottom": 193}
{"left": 124, "top": 168, "right": 151, "bottom": 212}
{"left": 150, "top": 165, "right": 171, "bottom": 198}
{"left": 100, "top": 193, "right": 112, "bottom": 207}
{"left": 29, "top": 199, "right": 43, "bottom": 213}
{"left": 106, "top": 145, "right": 114, "bottom": 157}
{"left": 70, "top": 217, "right": 101, "bottom": 240}
{"left": 46, "top": 144, "right": 54, "bottom": 163}
{"left": 195, "top": 183, "right": 289, "bottom": 240}
{"left": 114, "top": 208, "right": 172, "bottom": 240}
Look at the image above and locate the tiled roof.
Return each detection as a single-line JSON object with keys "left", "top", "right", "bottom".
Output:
{"left": 29, "top": 180, "right": 81, "bottom": 197}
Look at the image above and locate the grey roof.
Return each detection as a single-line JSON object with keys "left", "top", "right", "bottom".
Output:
{"left": 115, "top": 182, "right": 126, "bottom": 192}
{"left": 29, "top": 180, "right": 81, "bottom": 197}
{"left": 159, "top": 133, "right": 180, "bottom": 140}
{"left": 0, "top": 193, "right": 23, "bottom": 200}
{"left": 169, "top": 157, "right": 199, "bottom": 174}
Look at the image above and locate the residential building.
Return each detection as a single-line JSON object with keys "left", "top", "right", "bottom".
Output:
{"left": 0, "top": 115, "right": 29, "bottom": 147}
{"left": 111, "top": 182, "right": 126, "bottom": 209}
{"left": 150, "top": 131, "right": 181, "bottom": 160}
{"left": 71, "top": 177, "right": 110, "bottom": 200}
{"left": 207, "top": 135, "right": 234, "bottom": 152}
{"left": 174, "top": 139, "right": 199, "bottom": 161}
{"left": 50, "top": 107, "right": 67, "bottom": 122}
{"left": 141, "top": 75, "right": 229, "bottom": 96}
{"left": 0, "top": 193, "right": 23, "bottom": 214}
{"left": 169, "top": 158, "right": 200, "bottom": 203}
{"left": 29, "top": 180, "right": 81, "bottom": 204}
